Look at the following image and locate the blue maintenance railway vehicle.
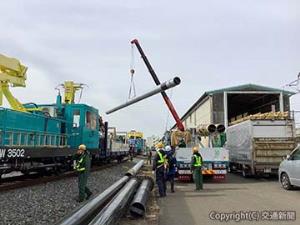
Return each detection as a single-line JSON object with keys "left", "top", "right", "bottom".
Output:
{"left": 0, "top": 54, "right": 128, "bottom": 178}
{"left": 127, "top": 130, "right": 145, "bottom": 154}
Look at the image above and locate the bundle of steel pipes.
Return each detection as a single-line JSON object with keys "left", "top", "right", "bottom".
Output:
{"left": 57, "top": 160, "right": 154, "bottom": 225}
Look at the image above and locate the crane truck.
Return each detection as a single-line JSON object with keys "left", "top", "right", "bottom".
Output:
{"left": 131, "top": 39, "right": 229, "bottom": 181}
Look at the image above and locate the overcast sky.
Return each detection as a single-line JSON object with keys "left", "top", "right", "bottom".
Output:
{"left": 1, "top": 0, "right": 300, "bottom": 137}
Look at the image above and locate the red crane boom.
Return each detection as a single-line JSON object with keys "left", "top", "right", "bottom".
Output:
{"left": 131, "top": 39, "right": 185, "bottom": 131}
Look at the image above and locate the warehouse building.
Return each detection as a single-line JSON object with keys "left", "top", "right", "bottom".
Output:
{"left": 172, "top": 84, "right": 295, "bottom": 130}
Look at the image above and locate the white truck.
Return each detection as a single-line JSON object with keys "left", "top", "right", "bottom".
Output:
{"left": 226, "top": 119, "right": 296, "bottom": 177}
{"left": 176, "top": 147, "right": 229, "bottom": 181}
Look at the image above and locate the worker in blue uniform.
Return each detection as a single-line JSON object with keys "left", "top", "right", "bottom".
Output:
{"left": 165, "top": 146, "right": 177, "bottom": 193}
{"left": 74, "top": 144, "right": 93, "bottom": 202}
{"left": 152, "top": 142, "right": 167, "bottom": 197}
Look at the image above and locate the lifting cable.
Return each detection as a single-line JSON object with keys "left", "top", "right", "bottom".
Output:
{"left": 77, "top": 84, "right": 88, "bottom": 103}
{"left": 78, "top": 87, "right": 83, "bottom": 103}
{"left": 286, "top": 72, "right": 300, "bottom": 93}
{"left": 128, "top": 44, "right": 136, "bottom": 100}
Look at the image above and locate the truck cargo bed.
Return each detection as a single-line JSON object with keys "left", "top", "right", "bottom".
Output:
{"left": 226, "top": 119, "right": 296, "bottom": 176}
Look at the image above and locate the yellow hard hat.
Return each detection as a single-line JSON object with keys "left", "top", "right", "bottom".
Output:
{"left": 192, "top": 146, "right": 199, "bottom": 152}
{"left": 78, "top": 144, "right": 86, "bottom": 151}
{"left": 156, "top": 142, "right": 164, "bottom": 149}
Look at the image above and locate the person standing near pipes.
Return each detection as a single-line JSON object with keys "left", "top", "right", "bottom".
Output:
{"left": 129, "top": 144, "right": 135, "bottom": 161}
{"left": 190, "top": 146, "right": 203, "bottom": 191}
{"left": 165, "top": 146, "right": 177, "bottom": 193}
{"left": 152, "top": 142, "right": 168, "bottom": 197}
{"left": 74, "top": 144, "right": 93, "bottom": 202}
{"left": 147, "top": 148, "right": 153, "bottom": 165}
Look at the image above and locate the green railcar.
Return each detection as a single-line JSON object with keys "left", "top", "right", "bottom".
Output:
{"left": 0, "top": 96, "right": 128, "bottom": 177}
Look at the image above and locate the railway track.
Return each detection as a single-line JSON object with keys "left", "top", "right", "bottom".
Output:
{"left": 0, "top": 159, "right": 128, "bottom": 192}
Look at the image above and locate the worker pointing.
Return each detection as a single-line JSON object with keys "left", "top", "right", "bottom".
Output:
{"left": 153, "top": 142, "right": 167, "bottom": 197}
{"left": 74, "top": 144, "right": 93, "bottom": 202}
{"left": 190, "top": 146, "right": 203, "bottom": 191}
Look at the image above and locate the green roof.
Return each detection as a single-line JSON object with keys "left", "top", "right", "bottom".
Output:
{"left": 206, "top": 83, "right": 295, "bottom": 95}
{"left": 174, "top": 83, "right": 295, "bottom": 127}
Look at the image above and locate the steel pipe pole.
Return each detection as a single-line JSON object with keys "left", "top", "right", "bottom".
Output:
{"left": 198, "top": 124, "right": 217, "bottom": 136}
{"left": 131, "top": 39, "right": 185, "bottom": 131}
{"left": 57, "top": 176, "right": 130, "bottom": 225}
{"left": 129, "top": 178, "right": 154, "bottom": 218}
{"left": 216, "top": 124, "right": 225, "bottom": 133}
{"left": 125, "top": 160, "right": 144, "bottom": 176}
{"left": 88, "top": 178, "right": 140, "bottom": 225}
{"left": 106, "top": 77, "right": 181, "bottom": 115}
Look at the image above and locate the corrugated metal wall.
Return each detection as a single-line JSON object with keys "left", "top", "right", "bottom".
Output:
{"left": 177, "top": 91, "right": 292, "bottom": 130}
{"left": 212, "top": 93, "right": 224, "bottom": 124}
{"left": 182, "top": 97, "right": 211, "bottom": 128}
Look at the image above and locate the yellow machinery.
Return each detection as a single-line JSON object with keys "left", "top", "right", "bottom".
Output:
{"left": 0, "top": 54, "right": 83, "bottom": 112}
{"left": 58, "top": 81, "right": 84, "bottom": 104}
{"left": 170, "top": 130, "right": 192, "bottom": 147}
{"left": 0, "top": 54, "right": 28, "bottom": 112}
{"left": 127, "top": 130, "right": 144, "bottom": 153}
{"left": 127, "top": 130, "right": 143, "bottom": 139}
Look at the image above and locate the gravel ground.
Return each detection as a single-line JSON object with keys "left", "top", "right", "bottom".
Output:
{"left": 0, "top": 160, "right": 136, "bottom": 225}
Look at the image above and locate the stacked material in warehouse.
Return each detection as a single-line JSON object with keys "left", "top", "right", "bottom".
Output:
{"left": 230, "top": 111, "right": 289, "bottom": 126}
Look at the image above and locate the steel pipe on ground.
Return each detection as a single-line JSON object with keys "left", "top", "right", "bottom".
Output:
{"left": 125, "top": 160, "right": 144, "bottom": 176}
{"left": 129, "top": 178, "right": 154, "bottom": 218}
{"left": 56, "top": 176, "right": 130, "bottom": 225}
{"left": 57, "top": 160, "right": 145, "bottom": 225}
{"left": 88, "top": 178, "right": 139, "bottom": 225}
{"left": 106, "top": 77, "right": 181, "bottom": 115}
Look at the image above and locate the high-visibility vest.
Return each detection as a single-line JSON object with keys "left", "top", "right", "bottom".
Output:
{"left": 76, "top": 155, "right": 86, "bottom": 172}
{"left": 157, "top": 150, "right": 165, "bottom": 164}
{"left": 193, "top": 154, "right": 202, "bottom": 167}
{"left": 157, "top": 150, "right": 169, "bottom": 169}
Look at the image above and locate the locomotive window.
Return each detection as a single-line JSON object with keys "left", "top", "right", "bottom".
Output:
{"left": 86, "top": 111, "right": 97, "bottom": 130}
{"left": 73, "top": 110, "right": 80, "bottom": 128}
{"left": 91, "top": 113, "right": 97, "bottom": 130}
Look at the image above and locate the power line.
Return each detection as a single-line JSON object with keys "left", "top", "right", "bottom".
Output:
{"left": 283, "top": 72, "right": 300, "bottom": 93}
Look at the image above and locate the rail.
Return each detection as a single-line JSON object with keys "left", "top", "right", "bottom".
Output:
{"left": 0, "top": 161, "right": 125, "bottom": 192}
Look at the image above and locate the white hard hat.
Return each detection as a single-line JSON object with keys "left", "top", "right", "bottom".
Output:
{"left": 165, "top": 146, "right": 171, "bottom": 151}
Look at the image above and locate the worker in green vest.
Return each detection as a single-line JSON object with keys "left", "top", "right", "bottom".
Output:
{"left": 152, "top": 142, "right": 168, "bottom": 197}
{"left": 74, "top": 144, "right": 92, "bottom": 202}
{"left": 190, "top": 146, "right": 203, "bottom": 190}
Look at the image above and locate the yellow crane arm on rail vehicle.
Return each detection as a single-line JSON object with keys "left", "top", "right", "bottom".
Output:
{"left": 0, "top": 54, "right": 28, "bottom": 112}
{"left": 59, "top": 81, "right": 85, "bottom": 104}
